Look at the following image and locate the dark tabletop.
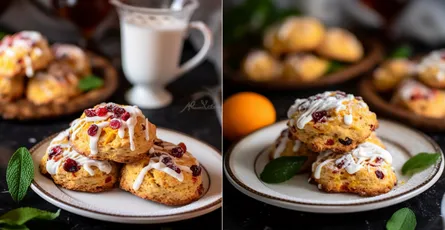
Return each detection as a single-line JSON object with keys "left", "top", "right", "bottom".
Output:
{"left": 223, "top": 77, "right": 445, "bottom": 230}
{"left": 0, "top": 42, "right": 222, "bottom": 230}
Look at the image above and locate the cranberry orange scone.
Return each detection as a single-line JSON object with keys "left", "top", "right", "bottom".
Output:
{"left": 120, "top": 139, "right": 203, "bottom": 206}
{"left": 310, "top": 133, "right": 397, "bottom": 196}
{"left": 287, "top": 91, "right": 378, "bottom": 153}
{"left": 372, "top": 58, "right": 415, "bottom": 92}
{"left": 242, "top": 50, "right": 282, "bottom": 82}
{"left": 51, "top": 44, "right": 91, "bottom": 76}
{"left": 315, "top": 28, "right": 363, "bottom": 63}
{"left": 70, "top": 103, "right": 157, "bottom": 163}
{"left": 39, "top": 129, "right": 119, "bottom": 192}
{"left": 0, "top": 75, "right": 24, "bottom": 102}
{"left": 269, "top": 129, "right": 318, "bottom": 173}
{"left": 0, "top": 31, "right": 53, "bottom": 78}
{"left": 391, "top": 79, "right": 445, "bottom": 118}
{"left": 417, "top": 49, "right": 445, "bottom": 88}
{"left": 26, "top": 62, "right": 82, "bottom": 105}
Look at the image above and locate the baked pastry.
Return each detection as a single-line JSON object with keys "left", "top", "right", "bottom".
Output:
{"left": 0, "top": 75, "right": 24, "bottom": 102}
{"left": 120, "top": 139, "right": 203, "bottom": 206}
{"left": 242, "top": 50, "right": 281, "bottom": 81}
{"left": 391, "top": 79, "right": 445, "bottom": 118}
{"left": 277, "top": 17, "right": 325, "bottom": 53}
{"left": 269, "top": 129, "right": 318, "bottom": 173}
{"left": 52, "top": 43, "right": 91, "bottom": 76}
{"left": 0, "top": 31, "right": 53, "bottom": 78}
{"left": 417, "top": 49, "right": 445, "bottom": 88}
{"left": 316, "top": 28, "right": 363, "bottom": 62}
{"left": 263, "top": 25, "right": 287, "bottom": 56}
{"left": 311, "top": 133, "right": 397, "bottom": 196}
{"left": 287, "top": 91, "right": 378, "bottom": 153}
{"left": 26, "top": 62, "right": 82, "bottom": 105}
{"left": 282, "top": 53, "right": 329, "bottom": 81}
{"left": 39, "top": 129, "right": 119, "bottom": 192}
{"left": 373, "top": 58, "right": 415, "bottom": 92}
{"left": 70, "top": 103, "right": 157, "bottom": 163}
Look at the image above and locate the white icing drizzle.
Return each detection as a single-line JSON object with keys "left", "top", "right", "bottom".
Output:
{"left": 273, "top": 132, "right": 288, "bottom": 159}
{"left": 344, "top": 113, "right": 353, "bottom": 126}
{"left": 417, "top": 49, "right": 445, "bottom": 81}
{"left": 133, "top": 155, "right": 183, "bottom": 191}
{"left": 399, "top": 79, "right": 433, "bottom": 101}
{"left": 293, "top": 140, "right": 301, "bottom": 152}
{"left": 23, "top": 55, "right": 33, "bottom": 77}
{"left": 313, "top": 142, "right": 392, "bottom": 179}
{"left": 70, "top": 103, "right": 147, "bottom": 155}
{"left": 52, "top": 44, "right": 87, "bottom": 73}
{"left": 45, "top": 129, "right": 112, "bottom": 176}
{"left": 287, "top": 91, "right": 366, "bottom": 129}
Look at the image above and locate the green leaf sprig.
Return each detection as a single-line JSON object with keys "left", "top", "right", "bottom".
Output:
{"left": 401, "top": 152, "right": 441, "bottom": 176}
{"left": 260, "top": 156, "right": 307, "bottom": 183}
{"left": 386, "top": 208, "right": 416, "bottom": 230}
{"left": 327, "top": 61, "right": 347, "bottom": 74}
{"left": 388, "top": 45, "right": 413, "bottom": 59}
{"left": 6, "top": 148, "right": 34, "bottom": 203}
{"left": 0, "top": 208, "right": 60, "bottom": 230}
{"left": 78, "top": 74, "right": 104, "bottom": 92}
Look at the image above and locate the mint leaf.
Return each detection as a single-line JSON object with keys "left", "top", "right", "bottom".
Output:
{"left": 0, "top": 208, "right": 60, "bottom": 226}
{"left": 386, "top": 208, "right": 416, "bottom": 230}
{"left": 402, "top": 152, "right": 441, "bottom": 176}
{"left": 260, "top": 156, "right": 307, "bottom": 183}
{"left": 327, "top": 61, "right": 346, "bottom": 74}
{"left": 6, "top": 148, "right": 34, "bottom": 202}
{"left": 78, "top": 75, "right": 104, "bottom": 92}
{"left": 388, "top": 45, "right": 412, "bottom": 59}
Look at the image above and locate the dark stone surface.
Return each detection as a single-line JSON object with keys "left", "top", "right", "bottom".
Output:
{"left": 0, "top": 42, "right": 222, "bottom": 230}
{"left": 223, "top": 77, "right": 445, "bottom": 230}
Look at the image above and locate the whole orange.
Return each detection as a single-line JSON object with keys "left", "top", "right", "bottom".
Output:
{"left": 223, "top": 92, "right": 276, "bottom": 141}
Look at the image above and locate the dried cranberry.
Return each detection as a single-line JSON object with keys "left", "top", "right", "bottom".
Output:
{"left": 336, "top": 91, "right": 347, "bottom": 97}
{"left": 110, "top": 120, "right": 121, "bottom": 129}
{"left": 96, "top": 107, "right": 108, "bottom": 117}
{"left": 336, "top": 160, "right": 345, "bottom": 169}
{"left": 312, "top": 111, "right": 327, "bottom": 123}
{"left": 113, "top": 107, "right": 126, "bottom": 117}
{"left": 168, "top": 164, "right": 181, "bottom": 174}
{"left": 326, "top": 139, "right": 334, "bottom": 145}
{"left": 48, "top": 146, "right": 63, "bottom": 159}
{"left": 338, "top": 137, "right": 352, "bottom": 146}
{"left": 84, "top": 109, "right": 96, "bottom": 117}
{"left": 106, "top": 104, "right": 115, "bottom": 112}
{"left": 170, "top": 147, "right": 184, "bottom": 158}
{"left": 148, "top": 152, "right": 162, "bottom": 158}
{"left": 178, "top": 142, "right": 187, "bottom": 152}
{"left": 370, "top": 124, "right": 376, "bottom": 131}
{"left": 141, "top": 124, "right": 146, "bottom": 130}
{"left": 63, "top": 158, "right": 80, "bottom": 172}
{"left": 190, "top": 165, "right": 201, "bottom": 176}
{"left": 87, "top": 124, "right": 99, "bottom": 136}
{"left": 355, "top": 96, "right": 363, "bottom": 101}
{"left": 375, "top": 170, "right": 384, "bottom": 179}
{"left": 121, "top": 112, "right": 131, "bottom": 121}
{"left": 161, "top": 156, "right": 173, "bottom": 165}
{"left": 105, "top": 176, "right": 112, "bottom": 183}
{"left": 375, "top": 157, "right": 383, "bottom": 164}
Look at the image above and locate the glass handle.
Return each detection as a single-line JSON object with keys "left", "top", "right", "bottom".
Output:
{"left": 176, "top": 21, "right": 213, "bottom": 78}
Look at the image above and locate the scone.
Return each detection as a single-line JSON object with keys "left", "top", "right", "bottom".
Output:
{"left": 120, "top": 139, "right": 203, "bottom": 206}
{"left": 278, "top": 16, "right": 325, "bottom": 53}
{"left": 373, "top": 58, "right": 415, "bottom": 92}
{"left": 242, "top": 50, "right": 282, "bottom": 81}
{"left": 282, "top": 53, "right": 329, "bottom": 81}
{"left": 52, "top": 43, "right": 91, "bottom": 76}
{"left": 70, "top": 103, "right": 157, "bottom": 163}
{"left": 269, "top": 129, "right": 318, "bottom": 173}
{"left": 0, "top": 31, "right": 53, "bottom": 78}
{"left": 311, "top": 134, "right": 397, "bottom": 196}
{"left": 287, "top": 91, "right": 378, "bottom": 153}
{"left": 391, "top": 79, "right": 445, "bottom": 118}
{"left": 39, "top": 129, "right": 119, "bottom": 192}
{"left": 0, "top": 75, "right": 24, "bottom": 102}
{"left": 417, "top": 49, "right": 445, "bottom": 88}
{"left": 316, "top": 28, "right": 363, "bottom": 62}
{"left": 263, "top": 25, "right": 287, "bottom": 56}
{"left": 26, "top": 62, "right": 82, "bottom": 105}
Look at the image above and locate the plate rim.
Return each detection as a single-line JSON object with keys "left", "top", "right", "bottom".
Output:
{"left": 30, "top": 127, "right": 222, "bottom": 223}
{"left": 224, "top": 119, "right": 444, "bottom": 212}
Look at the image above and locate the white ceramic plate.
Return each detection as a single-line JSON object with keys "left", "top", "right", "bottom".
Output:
{"left": 225, "top": 119, "right": 444, "bottom": 213}
{"left": 31, "top": 128, "right": 222, "bottom": 224}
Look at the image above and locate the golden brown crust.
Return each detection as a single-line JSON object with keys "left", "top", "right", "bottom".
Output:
{"left": 0, "top": 75, "right": 24, "bottom": 102}
{"left": 242, "top": 50, "right": 282, "bottom": 81}
{"left": 282, "top": 54, "right": 329, "bottom": 82}
{"left": 316, "top": 28, "right": 363, "bottom": 62}
{"left": 372, "top": 59, "right": 414, "bottom": 92}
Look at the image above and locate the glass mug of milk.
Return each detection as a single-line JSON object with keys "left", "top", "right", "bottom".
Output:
{"left": 111, "top": 0, "right": 213, "bottom": 109}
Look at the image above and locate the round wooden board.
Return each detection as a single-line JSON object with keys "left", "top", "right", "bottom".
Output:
{"left": 224, "top": 39, "right": 384, "bottom": 90}
{"left": 359, "top": 77, "right": 445, "bottom": 131}
{"left": 0, "top": 52, "right": 118, "bottom": 120}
